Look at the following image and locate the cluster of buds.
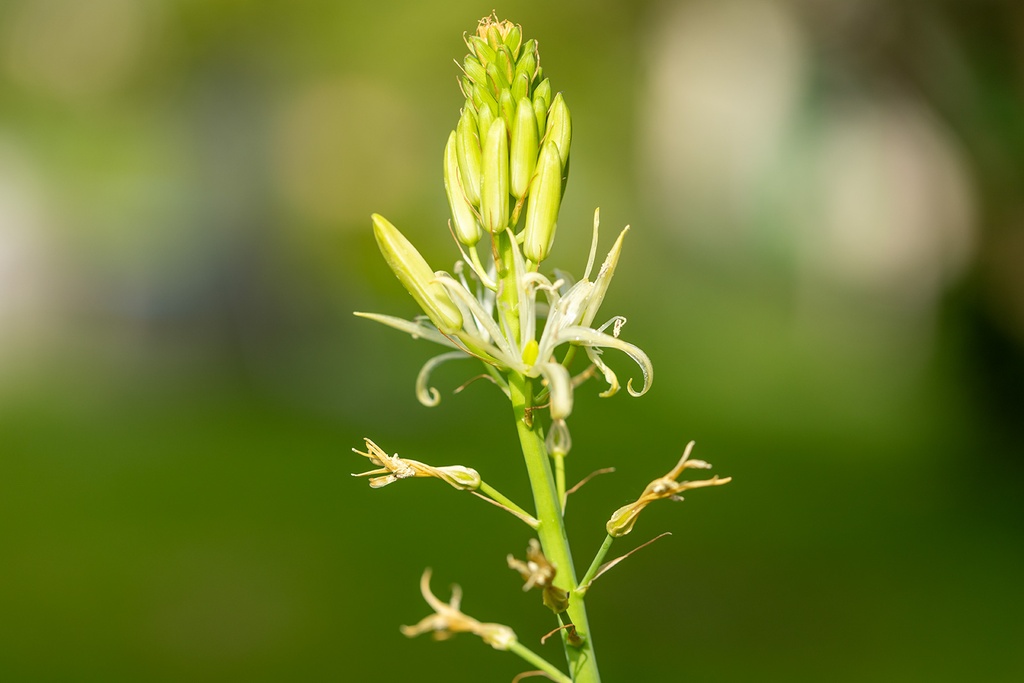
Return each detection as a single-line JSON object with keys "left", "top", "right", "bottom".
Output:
{"left": 358, "top": 15, "right": 650, "bottom": 460}
{"left": 446, "top": 14, "right": 571, "bottom": 263}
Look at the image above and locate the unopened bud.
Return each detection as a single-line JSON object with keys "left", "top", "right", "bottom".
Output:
{"left": 473, "top": 83, "right": 499, "bottom": 118}
{"left": 480, "top": 118, "right": 509, "bottom": 233}
{"left": 463, "top": 55, "right": 486, "bottom": 86}
{"left": 444, "top": 132, "right": 481, "bottom": 247}
{"left": 544, "top": 92, "right": 571, "bottom": 166}
{"left": 371, "top": 214, "right": 463, "bottom": 334}
{"left": 515, "top": 41, "right": 537, "bottom": 83}
{"left": 510, "top": 98, "right": 539, "bottom": 200}
{"left": 467, "top": 35, "right": 495, "bottom": 66}
{"left": 498, "top": 89, "right": 516, "bottom": 132}
{"left": 503, "top": 24, "right": 522, "bottom": 58}
{"left": 533, "top": 78, "right": 551, "bottom": 109}
{"left": 486, "top": 61, "right": 510, "bottom": 95}
{"left": 511, "top": 72, "right": 530, "bottom": 103}
{"left": 455, "top": 105, "right": 482, "bottom": 206}
{"left": 523, "top": 141, "right": 562, "bottom": 262}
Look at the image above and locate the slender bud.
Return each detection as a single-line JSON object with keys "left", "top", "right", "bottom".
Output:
{"left": 498, "top": 89, "right": 516, "bottom": 132}
{"left": 496, "top": 46, "right": 515, "bottom": 85}
{"left": 455, "top": 105, "right": 482, "bottom": 205}
{"left": 444, "top": 132, "right": 481, "bottom": 247}
{"left": 463, "top": 55, "right": 486, "bottom": 86}
{"left": 510, "top": 98, "right": 539, "bottom": 200}
{"left": 544, "top": 92, "right": 571, "bottom": 166}
{"left": 533, "top": 78, "right": 551, "bottom": 109}
{"left": 503, "top": 24, "right": 522, "bottom": 58}
{"left": 473, "top": 83, "right": 498, "bottom": 118}
{"left": 533, "top": 97, "right": 547, "bottom": 139}
{"left": 523, "top": 141, "right": 563, "bottom": 262}
{"left": 511, "top": 72, "right": 530, "bottom": 102}
{"left": 480, "top": 118, "right": 509, "bottom": 233}
{"left": 371, "top": 214, "right": 463, "bottom": 333}
{"left": 486, "top": 61, "right": 510, "bottom": 94}
{"left": 467, "top": 35, "right": 495, "bottom": 66}
{"left": 476, "top": 103, "right": 495, "bottom": 152}
{"left": 515, "top": 42, "right": 537, "bottom": 83}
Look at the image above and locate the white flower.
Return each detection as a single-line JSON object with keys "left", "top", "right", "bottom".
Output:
{"left": 355, "top": 209, "right": 652, "bottom": 429}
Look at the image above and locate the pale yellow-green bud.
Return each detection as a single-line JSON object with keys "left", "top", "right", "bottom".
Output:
{"left": 533, "top": 78, "right": 551, "bottom": 109}
{"left": 498, "top": 89, "right": 515, "bottom": 131}
{"left": 532, "top": 97, "right": 547, "bottom": 139}
{"left": 444, "top": 132, "right": 481, "bottom": 247}
{"left": 463, "top": 55, "right": 486, "bottom": 86}
{"left": 480, "top": 117, "right": 509, "bottom": 233}
{"left": 466, "top": 35, "right": 495, "bottom": 66}
{"left": 503, "top": 24, "right": 522, "bottom": 58}
{"left": 511, "top": 71, "right": 530, "bottom": 102}
{"left": 510, "top": 97, "right": 539, "bottom": 200}
{"left": 515, "top": 41, "right": 537, "bottom": 82}
{"left": 523, "top": 141, "right": 562, "bottom": 262}
{"left": 371, "top": 214, "right": 463, "bottom": 334}
{"left": 455, "top": 104, "right": 482, "bottom": 206}
{"left": 495, "top": 46, "right": 515, "bottom": 85}
{"left": 473, "top": 83, "right": 498, "bottom": 118}
{"left": 476, "top": 100, "right": 495, "bottom": 151}
{"left": 544, "top": 92, "right": 571, "bottom": 166}
{"left": 486, "top": 61, "right": 510, "bottom": 94}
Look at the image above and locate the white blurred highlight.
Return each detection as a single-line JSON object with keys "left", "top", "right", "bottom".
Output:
{"left": 641, "top": 0, "right": 976, "bottom": 320}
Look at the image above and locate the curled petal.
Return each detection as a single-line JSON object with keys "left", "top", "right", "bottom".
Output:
{"left": 353, "top": 312, "right": 458, "bottom": 349}
{"left": 585, "top": 346, "right": 620, "bottom": 398}
{"left": 560, "top": 325, "right": 652, "bottom": 397}
{"left": 536, "top": 361, "right": 573, "bottom": 419}
{"left": 416, "top": 352, "right": 471, "bottom": 406}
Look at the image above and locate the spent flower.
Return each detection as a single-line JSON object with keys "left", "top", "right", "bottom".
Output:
{"left": 606, "top": 441, "right": 732, "bottom": 537}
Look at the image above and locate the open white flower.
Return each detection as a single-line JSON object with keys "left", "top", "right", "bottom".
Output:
{"left": 355, "top": 209, "right": 652, "bottom": 429}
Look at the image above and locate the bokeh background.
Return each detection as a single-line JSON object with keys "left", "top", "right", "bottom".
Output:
{"left": 2, "top": 0, "right": 1022, "bottom": 681}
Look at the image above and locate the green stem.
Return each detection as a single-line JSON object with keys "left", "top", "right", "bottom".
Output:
{"left": 554, "top": 453, "right": 567, "bottom": 510}
{"left": 576, "top": 534, "right": 615, "bottom": 595}
{"left": 507, "top": 641, "right": 573, "bottom": 683}
{"left": 508, "top": 372, "right": 601, "bottom": 683}
{"left": 478, "top": 481, "right": 539, "bottom": 528}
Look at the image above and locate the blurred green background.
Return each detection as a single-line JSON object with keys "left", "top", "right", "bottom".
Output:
{"left": 1, "top": 0, "right": 1022, "bottom": 681}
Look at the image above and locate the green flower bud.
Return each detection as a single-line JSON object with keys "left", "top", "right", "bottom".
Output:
{"left": 467, "top": 35, "right": 495, "bottom": 66}
{"left": 486, "top": 61, "right": 510, "bottom": 95}
{"left": 485, "top": 23, "right": 502, "bottom": 50}
{"left": 456, "top": 104, "right": 482, "bottom": 206}
{"left": 371, "top": 213, "right": 463, "bottom": 334}
{"left": 473, "top": 83, "right": 498, "bottom": 117}
{"left": 533, "top": 78, "right": 551, "bottom": 109}
{"left": 463, "top": 55, "right": 486, "bottom": 86}
{"left": 532, "top": 96, "right": 548, "bottom": 139}
{"left": 496, "top": 46, "right": 515, "bottom": 84}
{"left": 444, "top": 132, "right": 481, "bottom": 247}
{"left": 476, "top": 102, "right": 495, "bottom": 152}
{"left": 511, "top": 72, "right": 530, "bottom": 103}
{"left": 503, "top": 24, "right": 522, "bottom": 58}
{"left": 510, "top": 97, "right": 539, "bottom": 200}
{"left": 480, "top": 117, "right": 509, "bottom": 233}
{"left": 515, "top": 42, "right": 537, "bottom": 83}
{"left": 544, "top": 92, "right": 571, "bottom": 166}
{"left": 498, "top": 89, "right": 516, "bottom": 132}
{"left": 523, "top": 141, "right": 563, "bottom": 263}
